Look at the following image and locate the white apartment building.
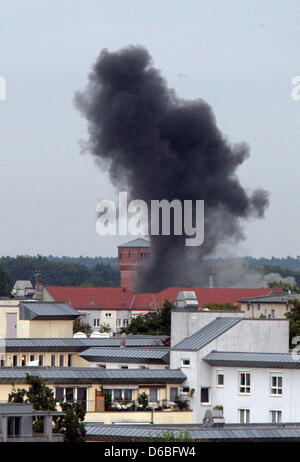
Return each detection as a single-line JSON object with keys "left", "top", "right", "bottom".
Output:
{"left": 171, "top": 291, "right": 300, "bottom": 424}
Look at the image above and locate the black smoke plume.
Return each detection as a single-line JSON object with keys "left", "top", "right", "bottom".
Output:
{"left": 76, "top": 46, "right": 269, "bottom": 292}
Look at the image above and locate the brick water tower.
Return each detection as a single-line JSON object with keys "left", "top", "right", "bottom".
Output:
{"left": 118, "top": 238, "right": 150, "bottom": 289}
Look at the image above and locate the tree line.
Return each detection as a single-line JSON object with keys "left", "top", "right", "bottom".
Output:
{"left": 0, "top": 255, "right": 120, "bottom": 296}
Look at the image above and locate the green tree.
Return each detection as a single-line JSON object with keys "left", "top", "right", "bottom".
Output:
{"left": 99, "top": 323, "right": 112, "bottom": 333}
{"left": 203, "top": 302, "right": 238, "bottom": 311}
{"left": 285, "top": 299, "right": 300, "bottom": 346}
{"left": 8, "top": 374, "right": 56, "bottom": 433}
{"left": 73, "top": 318, "right": 92, "bottom": 335}
{"left": 53, "top": 401, "right": 86, "bottom": 442}
{"left": 120, "top": 300, "right": 173, "bottom": 335}
{"left": 8, "top": 374, "right": 86, "bottom": 441}
{"left": 157, "top": 429, "right": 192, "bottom": 442}
{"left": 0, "top": 264, "right": 12, "bottom": 297}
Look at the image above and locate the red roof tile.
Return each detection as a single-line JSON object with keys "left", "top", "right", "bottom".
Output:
{"left": 45, "top": 286, "right": 275, "bottom": 311}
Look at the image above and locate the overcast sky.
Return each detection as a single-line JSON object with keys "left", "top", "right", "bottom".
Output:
{"left": 0, "top": 0, "right": 299, "bottom": 258}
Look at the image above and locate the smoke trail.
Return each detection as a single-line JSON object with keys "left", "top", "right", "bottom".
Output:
{"left": 76, "top": 45, "right": 269, "bottom": 291}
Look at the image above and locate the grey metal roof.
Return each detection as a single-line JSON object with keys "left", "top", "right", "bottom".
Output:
{"left": 203, "top": 351, "right": 300, "bottom": 369}
{"left": 79, "top": 347, "right": 170, "bottom": 364}
{"left": 19, "top": 302, "right": 79, "bottom": 320}
{"left": 4, "top": 336, "right": 169, "bottom": 352}
{"left": 239, "top": 294, "right": 300, "bottom": 303}
{"left": 85, "top": 423, "right": 300, "bottom": 442}
{"left": 171, "top": 317, "right": 242, "bottom": 351}
{"left": 0, "top": 367, "right": 186, "bottom": 385}
{"left": 118, "top": 238, "right": 150, "bottom": 248}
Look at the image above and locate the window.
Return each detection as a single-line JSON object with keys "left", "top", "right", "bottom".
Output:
{"left": 181, "top": 359, "right": 190, "bottom": 367}
{"left": 68, "top": 354, "right": 73, "bottom": 367}
{"left": 21, "top": 355, "right": 26, "bottom": 367}
{"left": 0, "top": 356, "right": 5, "bottom": 367}
{"left": 7, "top": 416, "right": 21, "bottom": 436}
{"left": 30, "top": 355, "right": 35, "bottom": 362}
{"left": 55, "top": 387, "right": 87, "bottom": 410}
{"left": 120, "top": 365, "right": 128, "bottom": 369}
{"left": 59, "top": 355, "right": 64, "bottom": 367}
{"left": 149, "top": 387, "right": 158, "bottom": 402}
{"left": 239, "top": 409, "right": 250, "bottom": 424}
{"left": 270, "top": 375, "right": 282, "bottom": 395}
{"left": 114, "top": 389, "right": 122, "bottom": 401}
{"left": 94, "top": 318, "right": 100, "bottom": 327}
{"left": 66, "top": 387, "right": 75, "bottom": 401}
{"left": 239, "top": 372, "right": 250, "bottom": 394}
{"left": 200, "top": 387, "right": 210, "bottom": 404}
{"left": 123, "top": 319, "right": 129, "bottom": 327}
{"left": 271, "top": 309, "right": 275, "bottom": 319}
{"left": 170, "top": 387, "right": 179, "bottom": 402}
{"left": 13, "top": 355, "right": 18, "bottom": 367}
{"left": 217, "top": 371, "right": 224, "bottom": 386}
{"left": 182, "top": 387, "right": 190, "bottom": 394}
{"left": 51, "top": 355, "right": 56, "bottom": 367}
{"left": 270, "top": 410, "right": 282, "bottom": 423}
{"left": 38, "top": 355, "right": 43, "bottom": 366}
{"left": 116, "top": 319, "right": 122, "bottom": 327}
{"left": 124, "top": 389, "right": 132, "bottom": 401}
{"left": 105, "top": 313, "right": 112, "bottom": 318}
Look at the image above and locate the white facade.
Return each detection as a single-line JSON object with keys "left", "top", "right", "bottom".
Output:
{"left": 171, "top": 309, "right": 295, "bottom": 423}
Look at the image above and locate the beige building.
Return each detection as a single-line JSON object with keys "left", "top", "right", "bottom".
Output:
{"left": 240, "top": 293, "right": 300, "bottom": 319}
{"left": 0, "top": 300, "right": 79, "bottom": 338}
{"left": 0, "top": 367, "right": 191, "bottom": 424}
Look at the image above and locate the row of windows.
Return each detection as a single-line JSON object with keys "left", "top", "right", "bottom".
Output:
{"left": 216, "top": 371, "right": 283, "bottom": 396}
{"left": 239, "top": 409, "right": 282, "bottom": 424}
{"left": 0, "top": 354, "right": 74, "bottom": 367}
{"left": 105, "top": 387, "right": 179, "bottom": 403}
{"left": 196, "top": 372, "right": 283, "bottom": 406}
{"left": 97, "top": 364, "right": 170, "bottom": 370}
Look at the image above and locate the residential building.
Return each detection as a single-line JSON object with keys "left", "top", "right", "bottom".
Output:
{"left": 0, "top": 301, "right": 79, "bottom": 338}
{"left": 240, "top": 292, "right": 300, "bottom": 319}
{"left": 0, "top": 335, "right": 169, "bottom": 368}
{"left": 170, "top": 291, "right": 300, "bottom": 424}
{"left": 0, "top": 367, "right": 189, "bottom": 424}
{"left": 38, "top": 284, "right": 277, "bottom": 333}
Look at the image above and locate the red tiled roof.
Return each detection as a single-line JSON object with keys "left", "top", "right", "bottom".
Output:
{"left": 45, "top": 286, "right": 275, "bottom": 311}
{"left": 44, "top": 286, "right": 135, "bottom": 310}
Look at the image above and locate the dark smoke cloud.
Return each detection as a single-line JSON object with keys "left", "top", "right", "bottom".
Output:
{"left": 76, "top": 45, "right": 269, "bottom": 292}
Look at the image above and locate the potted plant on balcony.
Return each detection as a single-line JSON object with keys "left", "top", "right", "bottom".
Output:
{"left": 174, "top": 396, "right": 189, "bottom": 411}
{"left": 137, "top": 392, "right": 151, "bottom": 411}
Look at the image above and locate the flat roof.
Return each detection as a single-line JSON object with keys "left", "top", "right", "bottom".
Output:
{"left": 203, "top": 351, "right": 300, "bottom": 369}
{"left": 3, "top": 336, "right": 169, "bottom": 352}
{"left": 79, "top": 347, "right": 170, "bottom": 364}
{"left": 85, "top": 423, "right": 300, "bottom": 441}
{"left": 0, "top": 367, "right": 186, "bottom": 385}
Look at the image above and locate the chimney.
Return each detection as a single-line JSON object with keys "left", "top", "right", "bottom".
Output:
{"left": 120, "top": 333, "right": 127, "bottom": 348}
{"left": 33, "top": 271, "right": 43, "bottom": 300}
